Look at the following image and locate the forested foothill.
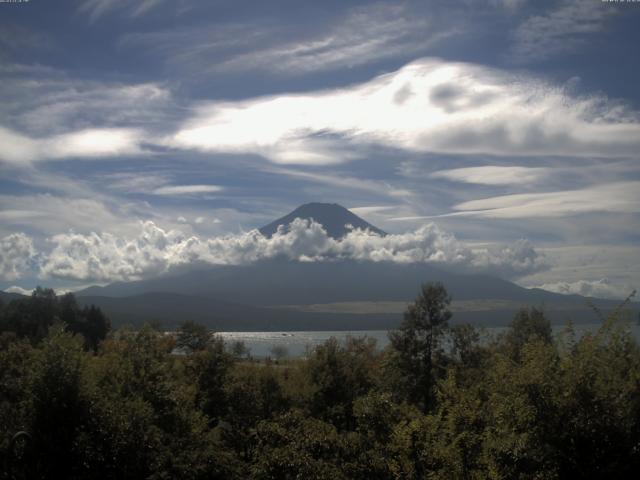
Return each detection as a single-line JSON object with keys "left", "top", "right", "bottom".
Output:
{"left": 1, "top": 284, "right": 638, "bottom": 479}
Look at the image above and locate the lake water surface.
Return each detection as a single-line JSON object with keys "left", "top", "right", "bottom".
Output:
{"left": 218, "top": 323, "right": 640, "bottom": 358}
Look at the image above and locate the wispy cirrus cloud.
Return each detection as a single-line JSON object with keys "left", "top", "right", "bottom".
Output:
{"left": 0, "top": 193, "right": 140, "bottom": 238}
{"left": 167, "top": 57, "right": 640, "bottom": 165}
{"left": 0, "top": 73, "right": 171, "bottom": 136}
{"left": 270, "top": 167, "right": 414, "bottom": 200}
{"left": 0, "top": 126, "right": 146, "bottom": 165}
{"left": 211, "top": 5, "right": 454, "bottom": 76}
{"left": 4, "top": 57, "right": 640, "bottom": 167}
{"left": 430, "top": 166, "right": 550, "bottom": 185}
{"left": 449, "top": 181, "right": 640, "bottom": 219}
{"left": 119, "top": 3, "right": 457, "bottom": 77}
{"left": 510, "top": 0, "right": 616, "bottom": 63}
{"left": 0, "top": 71, "right": 173, "bottom": 164}
{"left": 78, "top": 0, "right": 169, "bottom": 22}
{"left": 151, "top": 185, "right": 223, "bottom": 196}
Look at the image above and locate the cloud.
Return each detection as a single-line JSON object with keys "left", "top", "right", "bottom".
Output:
{"left": 40, "top": 222, "right": 188, "bottom": 282}
{"left": 101, "top": 172, "right": 170, "bottom": 194}
{"left": 0, "top": 69, "right": 172, "bottom": 136}
{"left": 0, "top": 126, "right": 145, "bottom": 165}
{"left": 167, "top": 57, "right": 640, "bottom": 164}
{"left": 3, "top": 285, "right": 93, "bottom": 297}
{"left": 0, "top": 24, "right": 52, "bottom": 54}
{"left": 78, "top": 0, "right": 168, "bottom": 22}
{"left": 4, "top": 286, "right": 34, "bottom": 296}
{"left": 449, "top": 181, "right": 640, "bottom": 218}
{"left": 0, "top": 233, "right": 36, "bottom": 281}
{"left": 0, "top": 74, "right": 172, "bottom": 164}
{"left": 430, "top": 166, "right": 549, "bottom": 185}
{"left": 212, "top": 5, "right": 451, "bottom": 76}
{"left": 470, "top": 239, "right": 550, "bottom": 279}
{"left": 489, "top": 0, "right": 528, "bottom": 9}
{"left": 349, "top": 206, "right": 397, "bottom": 216}
{"left": 534, "top": 278, "right": 635, "bottom": 300}
{"left": 37, "top": 218, "right": 548, "bottom": 282}
{"left": 271, "top": 167, "right": 413, "bottom": 199}
{"left": 151, "top": 185, "right": 223, "bottom": 196}
{"left": 0, "top": 193, "right": 139, "bottom": 238}
{"left": 121, "top": 3, "right": 456, "bottom": 77}
{"left": 510, "top": 0, "right": 615, "bottom": 63}
{"left": 4, "top": 58, "right": 639, "bottom": 167}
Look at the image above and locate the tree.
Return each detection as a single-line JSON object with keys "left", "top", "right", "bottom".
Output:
{"left": 0, "top": 290, "right": 109, "bottom": 350}
{"left": 230, "top": 340, "right": 250, "bottom": 359}
{"left": 0, "top": 287, "right": 57, "bottom": 343}
{"left": 502, "top": 306, "right": 552, "bottom": 361}
{"left": 59, "top": 293, "right": 110, "bottom": 351}
{"left": 176, "top": 320, "right": 211, "bottom": 353}
{"left": 307, "top": 336, "right": 377, "bottom": 429}
{"left": 192, "top": 337, "right": 234, "bottom": 423}
{"left": 78, "top": 305, "right": 110, "bottom": 351}
{"left": 388, "top": 282, "right": 451, "bottom": 412}
{"left": 269, "top": 344, "right": 288, "bottom": 361}
{"left": 28, "top": 325, "right": 89, "bottom": 479}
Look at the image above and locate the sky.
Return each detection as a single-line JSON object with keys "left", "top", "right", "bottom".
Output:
{"left": 1, "top": 0, "right": 639, "bottom": 299}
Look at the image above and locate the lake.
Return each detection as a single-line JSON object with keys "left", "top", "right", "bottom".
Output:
{"left": 218, "top": 323, "right": 640, "bottom": 358}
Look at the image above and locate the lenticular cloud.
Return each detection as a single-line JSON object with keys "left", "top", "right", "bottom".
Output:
{"left": 31, "top": 218, "right": 548, "bottom": 283}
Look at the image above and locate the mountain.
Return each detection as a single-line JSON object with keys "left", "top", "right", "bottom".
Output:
{"left": 259, "top": 202, "right": 387, "bottom": 238}
{"left": 0, "top": 291, "right": 25, "bottom": 303}
{"left": 73, "top": 203, "right": 637, "bottom": 330}
{"left": 76, "top": 260, "right": 633, "bottom": 330}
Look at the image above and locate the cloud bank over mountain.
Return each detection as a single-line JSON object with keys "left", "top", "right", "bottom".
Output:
{"left": 533, "top": 278, "right": 635, "bottom": 301}
{"left": 2, "top": 219, "right": 548, "bottom": 284}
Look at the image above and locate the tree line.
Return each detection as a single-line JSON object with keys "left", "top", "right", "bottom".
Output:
{"left": 1, "top": 283, "right": 639, "bottom": 479}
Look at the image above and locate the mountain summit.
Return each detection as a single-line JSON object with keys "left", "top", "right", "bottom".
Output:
{"left": 259, "top": 202, "right": 387, "bottom": 239}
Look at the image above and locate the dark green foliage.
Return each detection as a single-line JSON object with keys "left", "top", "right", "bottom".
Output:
{"left": 0, "top": 288, "right": 110, "bottom": 351}
{"left": 191, "top": 336, "right": 234, "bottom": 423}
{"left": 501, "top": 306, "right": 553, "bottom": 361}
{"left": 307, "top": 336, "right": 378, "bottom": 429}
{"left": 387, "top": 282, "right": 452, "bottom": 411}
{"left": 1, "top": 283, "right": 639, "bottom": 479}
{"left": 176, "top": 320, "right": 211, "bottom": 353}
{"left": 229, "top": 339, "right": 250, "bottom": 358}
{"left": 28, "top": 326, "right": 89, "bottom": 479}
{"left": 251, "top": 411, "right": 350, "bottom": 480}
{"left": 0, "top": 287, "right": 57, "bottom": 343}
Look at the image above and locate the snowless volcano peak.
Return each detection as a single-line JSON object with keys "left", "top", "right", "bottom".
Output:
{"left": 259, "top": 203, "right": 387, "bottom": 239}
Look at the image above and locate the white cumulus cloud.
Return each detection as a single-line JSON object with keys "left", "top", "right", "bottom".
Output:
{"left": 4, "top": 286, "right": 34, "bottom": 296}
{"left": 0, "top": 233, "right": 36, "bottom": 281}
{"left": 37, "top": 218, "right": 548, "bottom": 282}
{"left": 535, "top": 278, "right": 635, "bottom": 300}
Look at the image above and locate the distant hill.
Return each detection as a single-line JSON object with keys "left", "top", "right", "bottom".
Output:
{"left": 259, "top": 202, "right": 387, "bottom": 239}
{"left": 0, "top": 291, "right": 26, "bottom": 303}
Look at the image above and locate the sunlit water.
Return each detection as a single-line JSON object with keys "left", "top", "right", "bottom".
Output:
{"left": 217, "top": 323, "right": 640, "bottom": 358}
